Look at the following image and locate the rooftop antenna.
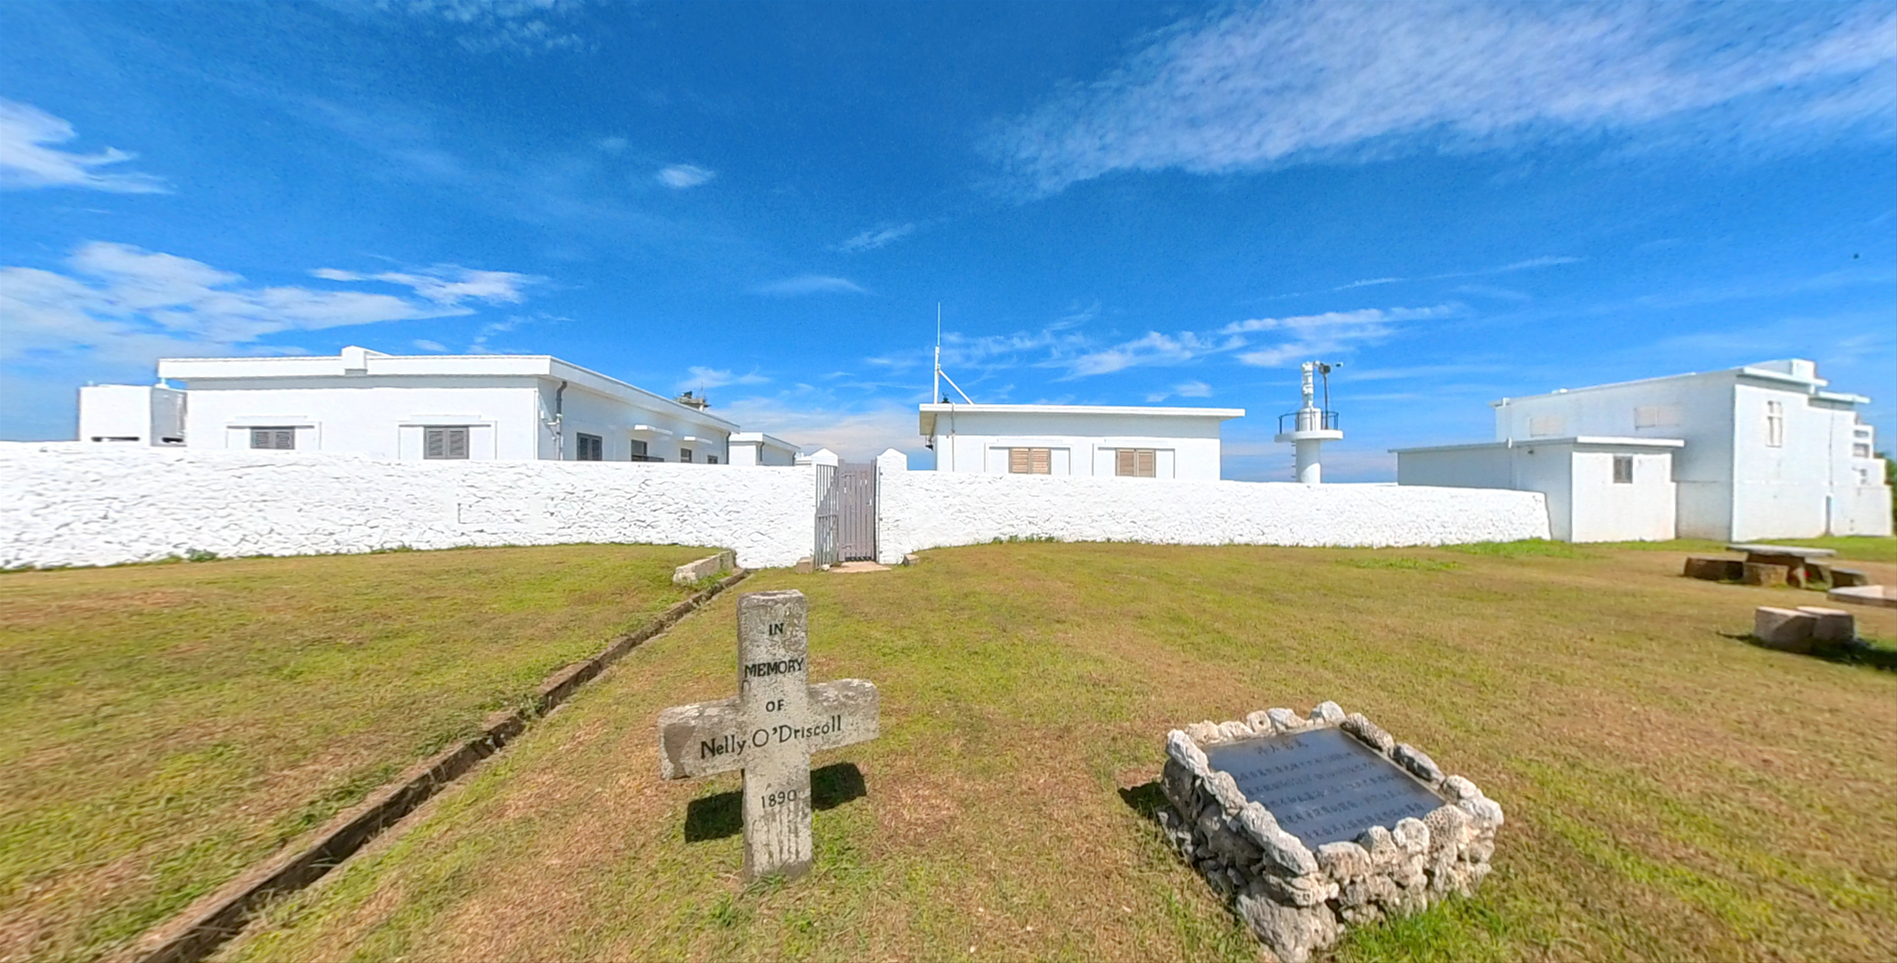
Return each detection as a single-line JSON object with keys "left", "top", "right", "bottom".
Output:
{"left": 933, "top": 302, "right": 974, "bottom": 404}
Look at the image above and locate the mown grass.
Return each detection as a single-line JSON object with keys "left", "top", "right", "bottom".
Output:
{"left": 212, "top": 539, "right": 1897, "bottom": 963}
{"left": 0, "top": 543, "right": 717, "bottom": 962}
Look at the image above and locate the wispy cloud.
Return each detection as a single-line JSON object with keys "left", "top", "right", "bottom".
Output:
{"left": 838, "top": 223, "right": 917, "bottom": 252}
{"left": 396, "top": 0, "right": 588, "bottom": 55}
{"left": 1296, "top": 256, "right": 1581, "bottom": 299}
{"left": 756, "top": 275, "right": 868, "bottom": 296}
{"left": 412, "top": 339, "right": 449, "bottom": 352}
{"left": 679, "top": 365, "right": 769, "bottom": 391}
{"left": 1147, "top": 379, "right": 1214, "bottom": 402}
{"left": 310, "top": 264, "right": 541, "bottom": 306}
{"left": 0, "top": 242, "right": 527, "bottom": 364}
{"left": 1064, "top": 331, "right": 1220, "bottom": 377}
{"left": 0, "top": 100, "right": 168, "bottom": 194}
{"left": 1225, "top": 306, "right": 1453, "bottom": 369}
{"left": 714, "top": 395, "right": 921, "bottom": 460}
{"left": 657, "top": 164, "right": 715, "bottom": 189}
{"left": 990, "top": 2, "right": 1897, "bottom": 195}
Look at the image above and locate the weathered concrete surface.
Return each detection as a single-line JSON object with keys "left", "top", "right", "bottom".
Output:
{"left": 1754, "top": 606, "right": 1816, "bottom": 652}
{"left": 672, "top": 550, "right": 736, "bottom": 585}
{"left": 1795, "top": 606, "right": 1855, "bottom": 643}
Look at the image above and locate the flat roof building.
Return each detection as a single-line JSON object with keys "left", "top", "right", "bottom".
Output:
{"left": 918, "top": 403, "right": 1244, "bottom": 481}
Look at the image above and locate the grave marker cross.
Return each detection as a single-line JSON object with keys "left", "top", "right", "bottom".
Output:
{"left": 658, "top": 589, "right": 879, "bottom": 880}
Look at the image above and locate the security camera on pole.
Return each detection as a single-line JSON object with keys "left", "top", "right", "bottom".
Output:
{"left": 1274, "top": 361, "right": 1343, "bottom": 484}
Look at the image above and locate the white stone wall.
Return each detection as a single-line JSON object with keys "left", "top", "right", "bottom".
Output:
{"left": 2, "top": 444, "right": 1552, "bottom": 572}
{"left": 0, "top": 443, "right": 814, "bottom": 570}
{"left": 873, "top": 451, "right": 1549, "bottom": 564}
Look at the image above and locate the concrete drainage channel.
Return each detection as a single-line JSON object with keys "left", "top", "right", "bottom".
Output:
{"left": 124, "top": 559, "right": 751, "bottom": 963}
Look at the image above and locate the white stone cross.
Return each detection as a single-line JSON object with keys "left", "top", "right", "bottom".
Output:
{"left": 657, "top": 589, "right": 879, "bottom": 880}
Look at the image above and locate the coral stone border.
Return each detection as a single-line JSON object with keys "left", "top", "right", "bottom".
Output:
{"left": 1157, "top": 702, "right": 1505, "bottom": 963}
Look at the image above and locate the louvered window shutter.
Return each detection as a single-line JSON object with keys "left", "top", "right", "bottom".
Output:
{"left": 1137, "top": 449, "right": 1155, "bottom": 477}
{"left": 1116, "top": 449, "right": 1134, "bottom": 476}
{"left": 1031, "top": 448, "right": 1050, "bottom": 474}
{"left": 447, "top": 428, "right": 468, "bottom": 459}
{"left": 1010, "top": 448, "right": 1029, "bottom": 473}
{"left": 425, "top": 429, "right": 443, "bottom": 459}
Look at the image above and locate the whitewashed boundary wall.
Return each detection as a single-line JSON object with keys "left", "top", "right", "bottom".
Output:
{"left": 871, "top": 449, "right": 1550, "bottom": 564}
{"left": 0, "top": 444, "right": 815, "bottom": 570}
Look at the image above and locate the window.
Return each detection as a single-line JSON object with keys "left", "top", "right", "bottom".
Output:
{"left": 1612, "top": 454, "right": 1634, "bottom": 484}
{"left": 1765, "top": 401, "right": 1784, "bottom": 448}
{"left": 1115, "top": 448, "right": 1157, "bottom": 478}
{"left": 424, "top": 426, "right": 469, "bottom": 459}
{"left": 680, "top": 448, "right": 694, "bottom": 463}
{"left": 250, "top": 427, "right": 295, "bottom": 450}
{"left": 1633, "top": 405, "right": 1681, "bottom": 429}
{"left": 707, "top": 455, "right": 719, "bottom": 465}
{"left": 1008, "top": 447, "right": 1051, "bottom": 474}
{"left": 1853, "top": 443, "right": 1872, "bottom": 459}
{"left": 576, "top": 433, "right": 603, "bottom": 461}
{"left": 629, "top": 438, "right": 650, "bottom": 461}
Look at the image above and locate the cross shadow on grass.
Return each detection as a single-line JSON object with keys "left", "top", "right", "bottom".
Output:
{"left": 1724, "top": 632, "right": 1897, "bottom": 673}
{"left": 684, "top": 762, "right": 867, "bottom": 842}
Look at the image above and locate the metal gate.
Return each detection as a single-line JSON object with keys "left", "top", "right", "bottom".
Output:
{"left": 836, "top": 463, "right": 878, "bottom": 561}
{"left": 813, "top": 463, "right": 840, "bottom": 568}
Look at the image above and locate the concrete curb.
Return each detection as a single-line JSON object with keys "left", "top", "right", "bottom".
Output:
{"left": 122, "top": 568, "right": 752, "bottom": 963}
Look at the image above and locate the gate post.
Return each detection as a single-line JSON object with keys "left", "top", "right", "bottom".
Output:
{"left": 874, "top": 448, "right": 908, "bottom": 565}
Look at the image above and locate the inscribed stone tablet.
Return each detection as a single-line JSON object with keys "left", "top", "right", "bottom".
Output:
{"left": 1202, "top": 727, "right": 1444, "bottom": 848}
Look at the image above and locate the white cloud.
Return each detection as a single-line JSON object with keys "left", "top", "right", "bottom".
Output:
{"left": 310, "top": 264, "right": 541, "bottom": 306}
{"left": 397, "top": 0, "right": 587, "bottom": 54}
{"left": 412, "top": 339, "right": 449, "bottom": 352}
{"left": 714, "top": 396, "right": 921, "bottom": 461}
{"left": 1226, "top": 306, "right": 1452, "bottom": 369}
{"left": 680, "top": 365, "right": 769, "bottom": 391}
{"left": 657, "top": 164, "right": 715, "bottom": 189}
{"left": 0, "top": 100, "right": 168, "bottom": 194}
{"left": 838, "top": 223, "right": 917, "bottom": 252}
{"left": 1174, "top": 379, "right": 1213, "bottom": 398}
{"left": 756, "top": 275, "right": 868, "bottom": 296}
{"left": 1064, "top": 331, "right": 1217, "bottom": 377}
{"left": 991, "top": 2, "right": 1897, "bottom": 195}
{"left": 0, "top": 241, "right": 525, "bottom": 364}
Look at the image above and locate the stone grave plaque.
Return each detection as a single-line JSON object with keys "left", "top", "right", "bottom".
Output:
{"left": 1203, "top": 726, "right": 1444, "bottom": 848}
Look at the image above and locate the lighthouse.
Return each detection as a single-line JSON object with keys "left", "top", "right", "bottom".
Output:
{"left": 1273, "top": 361, "right": 1344, "bottom": 483}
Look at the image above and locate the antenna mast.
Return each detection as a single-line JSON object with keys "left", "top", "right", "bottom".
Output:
{"left": 933, "top": 302, "right": 973, "bottom": 404}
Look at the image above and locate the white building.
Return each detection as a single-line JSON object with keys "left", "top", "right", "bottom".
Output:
{"left": 83, "top": 346, "right": 750, "bottom": 463}
{"left": 918, "top": 403, "right": 1244, "bottom": 481}
{"left": 77, "top": 384, "right": 186, "bottom": 446}
{"left": 1394, "top": 436, "right": 1685, "bottom": 542}
{"left": 728, "top": 432, "right": 800, "bottom": 466}
{"left": 1394, "top": 359, "right": 1890, "bottom": 541}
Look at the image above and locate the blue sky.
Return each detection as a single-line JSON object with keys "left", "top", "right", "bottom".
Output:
{"left": 2, "top": 0, "right": 1893, "bottom": 479}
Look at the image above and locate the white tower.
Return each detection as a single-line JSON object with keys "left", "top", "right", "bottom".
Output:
{"left": 1273, "top": 361, "right": 1344, "bottom": 483}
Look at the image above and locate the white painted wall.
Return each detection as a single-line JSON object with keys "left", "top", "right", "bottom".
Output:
{"left": 1568, "top": 449, "right": 1677, "bottom": 543}
{"left": 872, "top": 450, "right": 1548, "bottom": 564}
{"left": 1491, "top": 360, "right": 1890, "bottom": 538}
{"left": 1393, "top": 439, "right": 1680, "bottom": 541}
{"left": 154, "top": 349, "right": 738, "bottom": 464}
{"left": 78, "top": 385, "right": 185, "bottom": 445}
{"left": 923, "top": 406, "right": 1236, "bottom": 481}
{"left": 728, "top": 432, "right": 800, "bottom": 466}
{"left": 1, "top": 444, "right": 814, "bottom": 569}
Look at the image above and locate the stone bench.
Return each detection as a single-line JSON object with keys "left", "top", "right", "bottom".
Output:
{"left": 1753, "top": 605, "right": 1856, "bottom": 652}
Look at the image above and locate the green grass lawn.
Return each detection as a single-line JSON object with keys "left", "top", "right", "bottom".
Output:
{"left": 204, "top": 539, "right": 1896, "bottom": 963}
{"left": 0, "top": 544, "right": 718, "bottom": 962}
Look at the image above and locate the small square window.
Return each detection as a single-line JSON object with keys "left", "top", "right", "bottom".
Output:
{"left": 576, "top": 433, "right": 603, "bottom": 461}
{"left": 680, "top": 448, "right": 694, "bottom": 463}
{"left": 707, "top": 455, "right": 719, "bottom": 464}
{"left": 1612, "top": 454, "right": 1634, "bottom": 484}
{"left": 250, "top": 427, "right": 296, "bottom": 450}
{"left": 424, "top": 426, "right": 469, "bottom": 459}
{"left": 629, "top": 439, "right": 650, "bottom": 461}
